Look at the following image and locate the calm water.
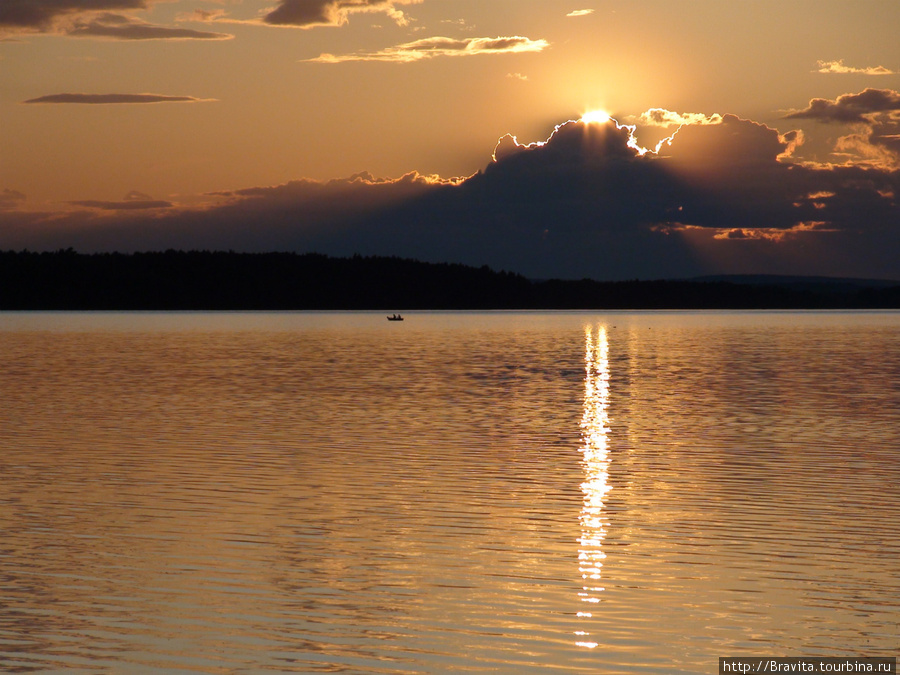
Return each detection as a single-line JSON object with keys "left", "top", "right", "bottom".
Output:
{"left": 1, "top": 311, "right": 898, "bottom": 674}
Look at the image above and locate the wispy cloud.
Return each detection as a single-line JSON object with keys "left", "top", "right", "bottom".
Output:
{"left": 262, "top": 0, "right": 421, "bottom": 28}
{"left": 177, "top": 9, "right": 228, "bottom": 23}
{"left": 23, "top": 93, "right": 215, "bottom": 104}
{"left": 69, "top": 199, "right": 173, "bottom": 210}
{"left": 68, "top": 190, "right": 173, "bottom": 210}
{"left": 816, "top": 60, "right": 895, "bottom": 76}
{"left": 307, "top": 35, "right": 549, "bottom": 63}
{"left": 709, "top": 222, "right": 833, "bottom": 242}
{"left": 566, "top": 9, "right": 594, "bottom": 17}
{"left": 67, "top": 13, "right": 232, "bottom": 40}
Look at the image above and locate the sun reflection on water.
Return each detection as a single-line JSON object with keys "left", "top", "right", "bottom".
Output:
{"left": 576, "top": 325, "right": 611, "bottom": 649}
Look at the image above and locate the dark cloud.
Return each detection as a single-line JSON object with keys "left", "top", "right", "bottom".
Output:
{"left": 786, "top": 88, "right": 900, "bottom": 124}
{"left": 263, "top": 0, "right": 420, "bottom": 28}
{"left": 3, "top": 108, "right": 899, "bottom": 281}
{"left": 68, "top": 199, "right": 173, "bottom": 210}
{"left": 0, "top": 0, "right": 144, "bottom": 31}
{"left": 0, "top": 1, "right": 231, "bottom": 39}
{"left": 492, "top": 117, "right": 641, "bottom": 164}
{"left": 23, "top": 93, "right": 213, "bottom": 104}
{"left": 67, "top": 191, "right": 172, "bottom": 210}
{"left": 664, "top": 114, "right": 789, "bottom": 169}
{"left": 264, "top": 0, "right": 331, "bottom": 26}
{"left": 67, "top": 14, "right": 232, "bottom": 39}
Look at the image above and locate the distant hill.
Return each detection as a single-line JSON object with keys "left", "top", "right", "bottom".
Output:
{"left": 1, "top": 249, "right": 899, "bottom": 310}
{"left": 689, "top": 274, "right": 900, "bottom": 289}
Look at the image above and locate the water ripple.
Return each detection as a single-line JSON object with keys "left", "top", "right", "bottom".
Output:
{"left": 1, "top": 311, "right": 898, "bottom": 673}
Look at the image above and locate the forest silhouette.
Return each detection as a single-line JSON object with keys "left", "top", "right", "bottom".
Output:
{"left": 1, "top": 249, "right": 898, "bottom": 310}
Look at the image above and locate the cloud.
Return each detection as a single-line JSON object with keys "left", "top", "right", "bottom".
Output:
{"left": 178, "top": 9, "right": 228, "bottom": 23}
{"left": 491, "top": 117, "right": 643, "bottom": 162}
{"left": 817, "top": 60, "right": 896, "bottom": 76}
{"left": 832, "top": 127, "right": 900, "bottom": 169}
{"left": 0, "top": 0, "right": 144, "bottom": 31}
{"left": 507, "top": 72, "right": 528, "bottom": 81}
{"left": 66, "top": 13, "right": 232, "bottom": 39}
{"left": 785, "top": 88, "right": 900, "bottom": 124}
{"left": 64, "top": 190, "right": 172, "bottom": 211}
{"left": 0, "top": 189, "right": 27, "bottom": 210}
{"left": 124, "top": 190, "right": 154, "bottom": 201}
{"left": 0, "top": 1, "right": 232, "bottom": 39}
{"left": 307, "top": 35, "right": 549, "bottom": 63}
{"left": 68, "top": 199, "right": 173, "bottom": 210}
{"left": 68, "top": 190, "right": 173, "bottom": 210}
{"left": 636, "top": 108, "right": 723, "bottom": 128}
{"left": 3, "top": 105, "right": 900, "bottom": 281}
{"left": 709, "top": 222, "right": 834, "bottom": 242}
{"left": 262, "top": 0, "right": 421, "bottom": 28}
{"left": 566, "top": 9, "right": 594, "bottom": 17}
{"left": 481, "top": 115, "right": 851, "bottom": 247}
{"left": 662, "top": 114, "right": 792, "bottom": 171}
{"left": 785, "top": 89, "right": 900, "bottom": 168}
{"left": 22, "top": 93, "right": 215, "bottom": 104}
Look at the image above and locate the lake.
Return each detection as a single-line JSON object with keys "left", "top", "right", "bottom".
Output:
{"left": 1, "top": 311, "right": 898, "bottom": 674}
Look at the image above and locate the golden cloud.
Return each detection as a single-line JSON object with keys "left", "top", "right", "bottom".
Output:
{"left": 816, "top": 60, "right": 895, "bottom": 76}
{"left": 307, "top": 35, "right": 549, "bottom": 63}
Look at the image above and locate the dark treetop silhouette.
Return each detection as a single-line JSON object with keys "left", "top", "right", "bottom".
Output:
{"left": 1, "top": 249, "right": 898, "bottom": 310}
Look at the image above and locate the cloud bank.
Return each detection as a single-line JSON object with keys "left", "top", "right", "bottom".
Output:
{"left": 3, "top": 92, "right": 899, "bottom": 281}
{"left": 307, "top": 35, "right": 550, "bottom": 63}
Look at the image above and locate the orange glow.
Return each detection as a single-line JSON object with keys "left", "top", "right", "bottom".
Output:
{"left": 580, "top": 110, "right": 611, "bottom": 125}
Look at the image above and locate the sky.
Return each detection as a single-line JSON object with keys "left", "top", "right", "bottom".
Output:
{"left": 2, "top": 0, "right": 900, "bottom": 280}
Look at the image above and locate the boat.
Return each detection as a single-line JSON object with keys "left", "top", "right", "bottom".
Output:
{"left": 387, "top": 314, "right": 404, "bottom": 321}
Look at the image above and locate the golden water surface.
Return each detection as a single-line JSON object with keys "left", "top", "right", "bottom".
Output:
{"left": 1, "top": 311, "right": 898, "bottom": 673}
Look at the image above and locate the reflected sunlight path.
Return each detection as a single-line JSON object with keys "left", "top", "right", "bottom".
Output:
{"left": 576, "top": 325, "right": 611, "bottom": 649}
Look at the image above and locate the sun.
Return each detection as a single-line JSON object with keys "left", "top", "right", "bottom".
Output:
{"left": 581, "top": 109, "right": 612, "bottom": 125}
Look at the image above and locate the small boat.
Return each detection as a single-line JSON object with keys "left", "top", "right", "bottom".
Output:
{"left": 387, "top": 314, "right": 404, "bottom": 321}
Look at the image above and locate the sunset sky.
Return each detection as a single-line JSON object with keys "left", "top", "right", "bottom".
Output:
{"left": 2, "top": 0, "right": 900, "bottom": 280}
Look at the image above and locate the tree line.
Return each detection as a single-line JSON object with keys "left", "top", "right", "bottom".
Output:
{"left": 1, "top": 249, "right": 898, "bottom": 310}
